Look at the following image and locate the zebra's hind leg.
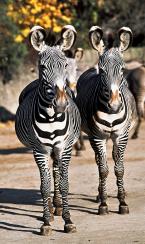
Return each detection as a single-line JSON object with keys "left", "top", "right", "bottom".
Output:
{"left": 34, "top": 151, "right": 52, "bottom": 236}
{"left": 79, "top": 131, "right": 86, "bottom": 151}
{"left": 59, "top": 151, "right": 77, "bottom": 233}
{"left": 74, "top": 132, "right": 86, "bottom": 156}
{"left": 53, "top": 161, "right": 62, "bottom": 216}
{"left": 74, "top": 140, "right": 81, "bottom": 156}
{"left": 131, "top": 117, "right": 141, "bottom": 139}
{"left": 112, "top": 140, "right": 129, "bottom": 215}
{"left": 90, "top": 139, "right": 109, "bottom": 215}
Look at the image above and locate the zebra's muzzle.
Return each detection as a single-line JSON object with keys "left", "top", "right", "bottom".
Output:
{"left": 54, "top": 87, "right": 69, "bottom": 113}
{"left": 108, "top": 90, "right": 122, "bottom": 112}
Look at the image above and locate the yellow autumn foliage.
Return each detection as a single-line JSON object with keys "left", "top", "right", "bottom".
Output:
{"left": 7, "top": 0, "right": 75, "bottom": 42}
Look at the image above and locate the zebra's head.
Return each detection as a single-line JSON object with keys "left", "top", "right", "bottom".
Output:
{"left": 29, "top": 25, "right": 77, "bottom": 113}
{"left": 89, "top": 26, "right": 133, "bottom": 112}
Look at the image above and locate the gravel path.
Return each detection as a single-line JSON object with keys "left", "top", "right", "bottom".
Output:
{"left": 0, "top": 122, "right": 145, "bottom": 244}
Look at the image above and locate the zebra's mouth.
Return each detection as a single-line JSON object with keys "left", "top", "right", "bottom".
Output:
{"left": 108, "top": 100, "right": 122, "bottom": 113}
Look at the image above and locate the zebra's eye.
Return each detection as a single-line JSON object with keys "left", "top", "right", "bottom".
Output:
{"left": 121, "top": 68, "right": 125, "bottom": 75}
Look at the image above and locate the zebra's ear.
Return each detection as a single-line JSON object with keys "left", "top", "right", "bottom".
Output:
{"left": 89, "top": 26, "right": 104, "bottom": 54}
{"left": 118, "top": 27, "right": 133, "bottom": 52}
{"left": 60, "top": 25, "right": 77, "bottom": 51}
{"left": 29, "top": 26, "right": 47, "bottom": 51}
{"left": 74, "top": 48, "right": 84, "bottom": 62}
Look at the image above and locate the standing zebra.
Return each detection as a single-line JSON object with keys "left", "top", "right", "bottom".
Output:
{"left": 15, "top": 25, "right": 81, "bottom": 235}
{"left": 76, "top": 26, "right": 137, "bottom": 215}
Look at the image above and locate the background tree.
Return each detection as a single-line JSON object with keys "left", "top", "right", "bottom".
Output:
{"left": 0, "top": 0, "right": 27, "bottom": 83}
{"left": 7, "top": 0, "right": 74, "bottom": 41}
{"left": 70, "top": 0, "right": 99, "bottom": 48}
{"left": 0, "top": 0, "right": 145, "bottom": 84}
{"left": 97, "top": 0, "right": 145, "bottom": 46}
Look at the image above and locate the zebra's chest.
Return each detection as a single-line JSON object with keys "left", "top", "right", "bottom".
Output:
{"left": 32, "top": 113, "right": 70, "bottom": 146}
{"left": 92, "top": 106, "right": 127, "bottom": 133}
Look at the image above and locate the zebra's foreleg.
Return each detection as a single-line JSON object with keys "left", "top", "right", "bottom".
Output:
{"left": 33, "top": 151, "right": 52, "bottom": 236}
{"left": 90, "top": 139, "right": 109, "bottom": 215}
{"left": 97, "top": 158, "right": 109, "bottom": 215}
{"left": 112, "top": 141, "right": 129, "bottom": 214}
{"left": 59, "top": 152, "right": 76, "bottom": 233}
{"left": 53, "top": 160, "right": 62, "bottom": 216}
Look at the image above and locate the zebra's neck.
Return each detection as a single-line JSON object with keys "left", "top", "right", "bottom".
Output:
{"left": 33, "top": 81, "right": 57, "bottom": 120}
{"left": 38, "top": 81, "right": 55, "bottom": 105}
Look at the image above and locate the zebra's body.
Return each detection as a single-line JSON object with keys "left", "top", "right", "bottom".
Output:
{"left": 15, "top": 25, "right": 81, "bottom": 235}
{"left": 76, "top": 26, "right": 137, "bottom": 214}
{"left": 126, "top": 64, "right": 145, "bottom": 138}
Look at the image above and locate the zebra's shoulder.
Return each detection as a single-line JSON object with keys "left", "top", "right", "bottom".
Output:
{"left": 79, "top": 67, "right": 98, "bottom": 80}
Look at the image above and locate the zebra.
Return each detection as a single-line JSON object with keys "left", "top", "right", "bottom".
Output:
{"left": 76, "top": 26, "right": 137, "bottom": 215}
{"left": 15, "top": 25, "right": 81, "bottom": 235}
{"left": 19, "top": 47, "right": 85, "bottom": 156}
{"left": 126, "top": 64, "right": 145, "bottom": 139}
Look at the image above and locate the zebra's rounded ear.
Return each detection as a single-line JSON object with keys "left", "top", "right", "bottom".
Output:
{"left": 74, "top": 48, "right": 84, "bottom": 61}
{"left": 89, "top": 26, "right": 104, "bottom": 54}
{"left": 60, "top": 25, "right": 77, "bottom": 51}
{"left": 29, "top": 26, "right": 46, "bottom": 51}
{"left": 118, "top": 27, "right": 133, "bottom": 52}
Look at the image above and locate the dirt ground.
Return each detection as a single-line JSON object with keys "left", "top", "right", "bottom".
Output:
{"left": 0, "top": 121, "right": 145, "bottom": 244}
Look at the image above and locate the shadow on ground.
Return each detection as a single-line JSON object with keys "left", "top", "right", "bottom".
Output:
{"left": 0, "top": 147, "right": 32, "bottom": 155}
{"left": 0, "top": 188, "right": 119, "bottom": 234}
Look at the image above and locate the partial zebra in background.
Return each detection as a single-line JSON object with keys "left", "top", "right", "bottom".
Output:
{"left": 64, "top": 48, "right": 86, "bottom": 156}
{"left": 76, "top": 26, "right": 137, "bottom": 215}
{"left": 15, "top": 25, "right": 81, "bottom": 235}
{"left": 125, "top": 62, "right": 145, "bottom": 139}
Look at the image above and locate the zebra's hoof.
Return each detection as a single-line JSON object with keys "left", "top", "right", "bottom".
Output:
{"left": 119, "top": 204, "right": 129, "bottom": 214}
{"left": 40, "top": 224, "right": 52, "bottom": 236}
{"left": 54, "top": 207, "right": 62, "bottom": 216}
{"left": 98, "top": 203, "right": 109, "bottom": 215}
{"left": 64, "top": 223, "right": 77, "bottom": 233}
